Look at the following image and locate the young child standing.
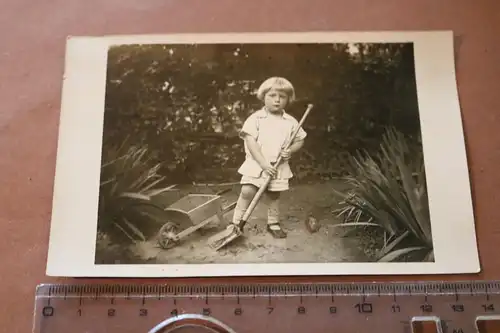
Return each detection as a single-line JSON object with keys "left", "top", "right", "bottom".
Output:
{"left": 231, "top": 77, "right": 307, "bottom": 238}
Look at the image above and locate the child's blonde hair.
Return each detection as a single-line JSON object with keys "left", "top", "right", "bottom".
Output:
{"left": 256, "top": 77, "right": 296, "bottom": 104}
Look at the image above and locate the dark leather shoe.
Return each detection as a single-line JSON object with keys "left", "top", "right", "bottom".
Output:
{"left": 267, "top": 224, "right": 287, "bottom": 238}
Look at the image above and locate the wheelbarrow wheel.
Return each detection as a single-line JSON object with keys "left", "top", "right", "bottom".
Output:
{"left": 157, "top": 221, "right": 179, "bottom": 250}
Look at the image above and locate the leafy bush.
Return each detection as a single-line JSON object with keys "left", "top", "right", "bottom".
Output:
{"left": 103, "top": 42, "right": 420, "bottom": 185}
{"left": 332, "top": 127, "right": 434, "bottom": 262}
{"left": 97, "top": 140, "right": 176, "bottom": 244}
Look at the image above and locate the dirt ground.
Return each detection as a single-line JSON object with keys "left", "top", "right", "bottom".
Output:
{"left": 128, "top": 180, "right": 371, "bottom": 264}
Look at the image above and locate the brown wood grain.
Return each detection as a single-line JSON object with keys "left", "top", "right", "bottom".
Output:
{"left": 1, "top": 1, "right": 499, "bottom": 332}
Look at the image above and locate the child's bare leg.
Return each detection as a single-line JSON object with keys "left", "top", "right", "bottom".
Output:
{"left": 232, "top": 184, "right": 257, "bottom": 227}
{"left": 265, "top": 191, "right": 286, "bottom": 238}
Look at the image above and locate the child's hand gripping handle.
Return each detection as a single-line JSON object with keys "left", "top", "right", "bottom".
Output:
{"left": 238, "top": 104, "right": 314, "bottom": 230}
{"left": 277, "top": 103, "right": 314, "bottom": 164}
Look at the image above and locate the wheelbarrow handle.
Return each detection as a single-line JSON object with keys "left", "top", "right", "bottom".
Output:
{"left": 237, "top": 104, "right": 314, "bottom": 230}
{"left": 215, "top": 188, "right": 232, "bottom": 196}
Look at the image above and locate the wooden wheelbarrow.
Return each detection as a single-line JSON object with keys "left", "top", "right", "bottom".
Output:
{"left": 155, "top": 188, "right": 237, "bottom": 250}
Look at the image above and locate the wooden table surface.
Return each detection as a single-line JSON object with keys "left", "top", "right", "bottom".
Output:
{"left": 1, "top": 1, "right": 499, "bottom": 332}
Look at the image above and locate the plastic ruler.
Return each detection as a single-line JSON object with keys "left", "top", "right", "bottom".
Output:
{"left": 32, "top": 281, "right": 500, "bottom": 333}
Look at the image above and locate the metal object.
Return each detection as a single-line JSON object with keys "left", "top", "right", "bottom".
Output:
{"left": 33, "top": 280, "right": 500, "bottom": 333}
{"left": 149, "top": 314, "right": 237, "bottom": 333}
{"left": 208, "top": 104, "right": 314, "bottom": 250}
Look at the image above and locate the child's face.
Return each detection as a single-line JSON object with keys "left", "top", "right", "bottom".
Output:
{"left": 264, "top": 88, "right": 288, "bottom": 112}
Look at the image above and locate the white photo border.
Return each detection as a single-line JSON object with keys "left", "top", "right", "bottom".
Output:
{"left": 46, "top": 31, "right": 480, "bottom": 277}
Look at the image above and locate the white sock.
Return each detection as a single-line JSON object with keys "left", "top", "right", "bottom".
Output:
{"left": 267, "top": 198, "right": 280, "bottom": 228}
{"left": 232, "top": 192, "right": 252, "bottom": 225}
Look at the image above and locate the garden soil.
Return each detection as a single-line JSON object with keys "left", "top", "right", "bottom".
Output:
{"left": 127, "top": 181, "right": 372, "bottom": 264}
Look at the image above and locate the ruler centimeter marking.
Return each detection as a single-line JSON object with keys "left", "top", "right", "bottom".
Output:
{"left": 35, "top": 281, "right": 500, "bottom": 306}
{"left": 33, "top": 281, "right": 500, "bottom": 333}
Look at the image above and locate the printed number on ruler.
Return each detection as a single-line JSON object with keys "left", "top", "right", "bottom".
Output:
{"left": 33, "top": 282, "right": 500, "bottom": 333}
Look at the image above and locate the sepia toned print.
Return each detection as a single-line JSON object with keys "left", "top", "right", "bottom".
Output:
{"left": 46, "top": 31, "right": 479, "bottom": 277}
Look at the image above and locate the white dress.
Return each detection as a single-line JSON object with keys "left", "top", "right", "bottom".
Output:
{"left": 237, "top": 107, "right": 307, "bottom": 191}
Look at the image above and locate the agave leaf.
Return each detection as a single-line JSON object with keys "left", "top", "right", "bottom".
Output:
{"left": 131, "top": 147, "right": 148, "bottom": 168}
{"left": 96, "top": 141, "right": 175, "bottom": 243}
{"left": 368, "top": 178, "right": 423, "bottom": 239}
{"left": 128, "top": 166, "right": 156, "bottom": 191}
{"left": 382, "top": 131, "right": 432, "bottom": 244}
{"left": 119, "top": 192, "right": 151, "bottom": 201}
{"left": 110, "top": 181, "right": 119, "bottom": 197}
{"left": 414, "top": 160, "right": 432, "bottom": 242}
{"left": 100, "top": 177, "right": 116, "bottom": 187}
{"left": 122, "top": 218, "right": 147, "bottom": 242}
{"left": 139, "top": 176, "right": 165, "bottom": 194}
{"left": 373, "top": 145, "right": 422, "bottom": 238}
{"left": 384, "top": 232, "right": 397, "bottom": 247}
{"left": 333, "top": 127, "right": 433, "bottom": 257}
{"left": 354, "top": 209, "right": 363, "bottom": 222}
{"left": 343, "top": 198, "right": 396, "bottom": 234}
{"left": 101, "top": 156, "right": 123, "bottom": 169}
{"left": 112, "top": 221, "right": 135, "bottom": 242}
{"left": 423, "top": 249, "right": 434, "bottom": 262}
{"left": 354, "top": 178, "right": 403, "bottom": 234}
{"left": 377, "top": 230, "right": 410, "bottom": 260}
{"left": 395, "top": 155, "right": 427, "bottom": 228}
{"left": 377, "top": 246, "right": 427, "bottom": 262}
{"left": 333, "top": 206, "right": 353, "bottom": 217}
{"left": 144, "top": 184, "right": 178, "bottom": 197}
{"left": 332, "top": 222, "right": 383, "bottom": 229}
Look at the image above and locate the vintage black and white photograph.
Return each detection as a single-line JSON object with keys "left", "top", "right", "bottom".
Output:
{"left": 46, "top": 32, "right": 479, "bottom": 277}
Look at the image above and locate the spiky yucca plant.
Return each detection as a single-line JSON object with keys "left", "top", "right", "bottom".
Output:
{"left": 333, "top": 127, "right": 434, "bottom": 262}
{"left": 97, "top": 140, "right": 174, "bottom": 244}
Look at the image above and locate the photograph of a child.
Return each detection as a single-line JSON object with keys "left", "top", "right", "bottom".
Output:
{"left": 45, "top": 32, "right": 480, "bottom": 277}
{"left": 95, "top": 40, "right": 434, "bottom": 265}
{"left": 232, "top": 77, "right": 307, "bottom": 239}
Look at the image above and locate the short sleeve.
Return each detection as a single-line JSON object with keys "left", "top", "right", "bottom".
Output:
{"left": 239, "top": 114, "right": 258, "bottom": 140}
